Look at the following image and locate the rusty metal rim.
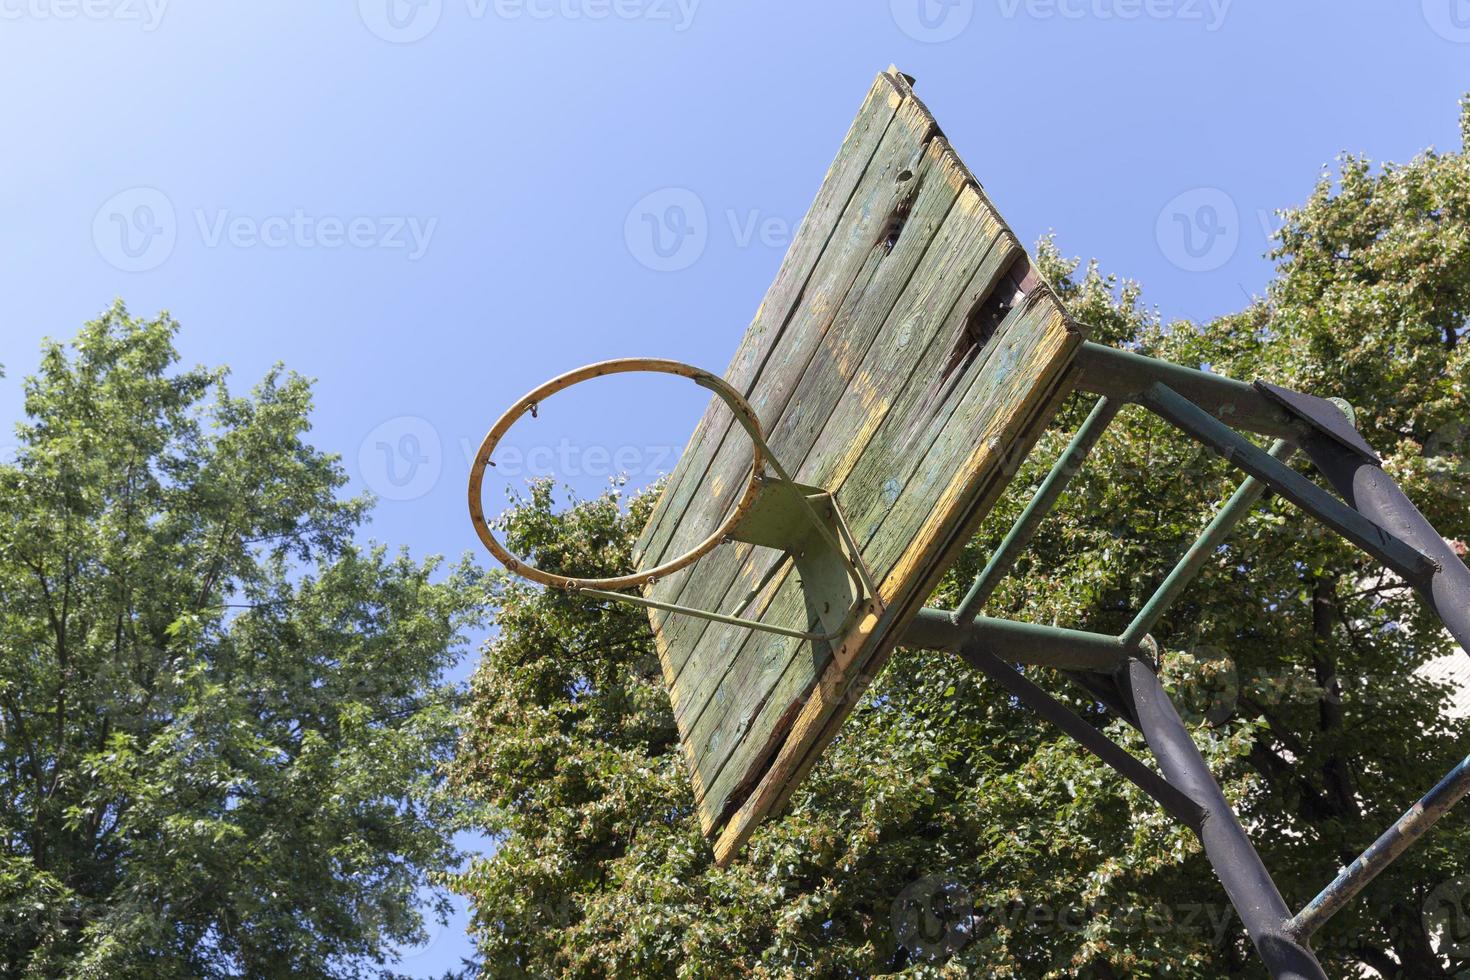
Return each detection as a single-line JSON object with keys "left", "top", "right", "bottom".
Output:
{"left": 468, "top": 358, "right": 765, "bottom": 591}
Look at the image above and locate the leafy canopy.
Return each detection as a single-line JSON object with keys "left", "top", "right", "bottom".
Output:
{"left": 0, "top": 305, "right": 484, "bottom": 979}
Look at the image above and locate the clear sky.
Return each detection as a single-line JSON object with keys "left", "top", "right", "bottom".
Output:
{"left": 1, "top": 1, "right": 1466, "bottom": 973}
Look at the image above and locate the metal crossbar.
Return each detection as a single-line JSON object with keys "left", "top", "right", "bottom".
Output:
{"left": 1288, "top": 753, "right": 1470, "bottom": 940}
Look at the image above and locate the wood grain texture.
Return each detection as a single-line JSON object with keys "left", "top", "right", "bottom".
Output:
{"left": 633, "top": 72, "right": 907, "bottom": 569}
{"left": 634, "top": 69, "right": 1085, "bottom": 845}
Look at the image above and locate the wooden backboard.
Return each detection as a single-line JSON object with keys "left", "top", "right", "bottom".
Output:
{"left": 633, "top": 68, "right": 1085, "bottom": 864}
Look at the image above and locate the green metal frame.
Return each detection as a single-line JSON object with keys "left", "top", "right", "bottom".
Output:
{"left": 910, "top": 342, "right": 1470, "bottom": 978}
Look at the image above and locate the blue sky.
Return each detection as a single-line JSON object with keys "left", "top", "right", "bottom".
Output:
{"left": 1, "top": 1, "right": 1466, "bottom": 973}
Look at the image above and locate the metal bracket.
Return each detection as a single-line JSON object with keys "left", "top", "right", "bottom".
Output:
{"left": 1254, "top": 380, "right": 1380, "bottom": 463}
{"left": 585, "top": 475, "right": 876, "bottom": 643}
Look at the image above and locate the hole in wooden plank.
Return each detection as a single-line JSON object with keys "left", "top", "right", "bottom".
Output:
{"left": 877, "top": 181, "right": 920, "bottom": 255}
{"left": 889, "top": 255, "right": 1036, "bottom": 456}
{"left": 942, "top": 256, "right": 1033, "bottom": 382}
{"left": 713, "top": 683, "right": 814, "bottom": 832}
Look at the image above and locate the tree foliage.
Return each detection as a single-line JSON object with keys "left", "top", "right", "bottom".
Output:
{"left": 449, "top": 101, "right": 1470, "bottom": 977}
{"left": 0, "top": 305, "right": 484, "bottom": 979}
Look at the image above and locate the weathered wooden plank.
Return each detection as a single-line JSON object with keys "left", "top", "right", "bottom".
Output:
{"left": 659, "top": 135, "right": 970, "bottom": 701}
{"left": 701, "top": 294, "right": 1079, "bottom": 834}
{"left": 714, "top": 301, "right": 1082, "bottom": 862}
{"left": 692, "top": 278, "right": 1058, "bottom": 824}
{"left": 639, "top": 92, "right": 937, "bottom": 639}
{"left": 755, "top": 344, "right": 1084, "bottom": 824}
{"left": 632, "top": 68, "right": 1089, "bottom": 846}
{"left": 678, "top": 185, "right": 1016, "bottom": 809}
{"left": 633, "top": 71, "right": 908, "bottom": 567}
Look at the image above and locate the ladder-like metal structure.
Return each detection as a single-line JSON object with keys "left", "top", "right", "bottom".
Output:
{"left": 903, "top": 341, "right": 1470, "bottom": 980}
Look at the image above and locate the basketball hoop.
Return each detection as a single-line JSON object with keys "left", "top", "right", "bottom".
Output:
{"left": 467, "top": 358, "right": 766, "bottom": 592}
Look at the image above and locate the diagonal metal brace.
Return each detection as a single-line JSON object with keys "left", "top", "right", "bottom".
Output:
{"left": 943, "top": 639, "right": 1204, "bottom": 831}
{"left": 1140, "top": 383, "right": 1439, "bottom": 586}
{"left": 952, "top": 395, "right": 1121, "bottom": 623}
{"left": 1288, "top": 752, "right": 1470, "bottom": 941}
{"left": 1296, "top": 427, "right": 1470, "bottom": 656}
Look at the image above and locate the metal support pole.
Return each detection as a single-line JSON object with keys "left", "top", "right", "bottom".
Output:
{"left": 1120, "top": 658, "right": 1329, "bottom": 980}
{"left": 1299, "top": 432, "right": 1470, "bottom": 654}
{"left": 947, "top": 643, "right": 1204, "bottom": 830}
{"left": 1121, "top": 439, "right": 1295, "bottom": 647}
{"left": 1140, "top": 383, "right": 1438, "bottom": 586}
{"left": 953, "top": 395, "right": 1120, "bottom": 624}
{"left": 1287, "top": 752, "right": 1470, "bottom": 941}
{"left": 907, "top": 608, "right": 1134, "bottom": 672}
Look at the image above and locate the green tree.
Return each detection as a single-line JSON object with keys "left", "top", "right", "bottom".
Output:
{"left": 0, "top": 305, "right": 484, "bottom": 979}
{"left": 448, "top": 100, "right": 1470, "bottom": 977}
